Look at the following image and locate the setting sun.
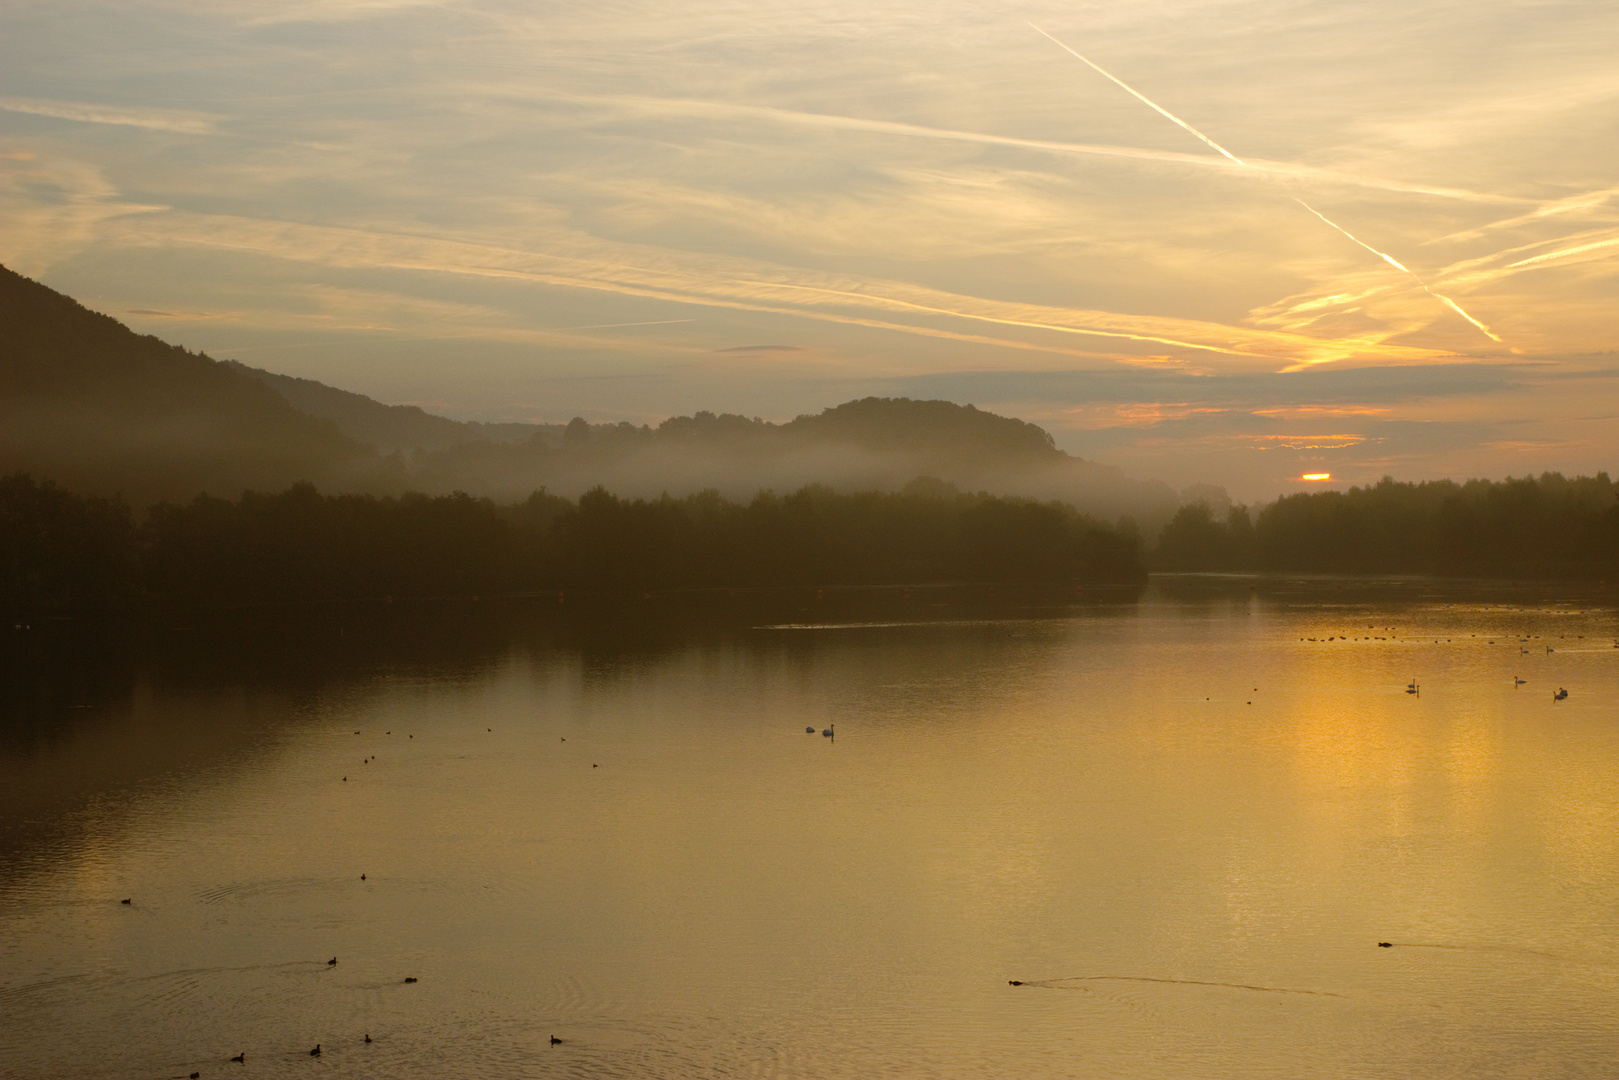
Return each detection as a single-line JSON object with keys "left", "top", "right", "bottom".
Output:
{"left": 1301, "top": 473, "right": 1332, "bottom": 481}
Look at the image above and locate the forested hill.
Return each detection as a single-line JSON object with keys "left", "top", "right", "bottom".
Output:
{"left": 413, "top": 400, "right": 1175, "bottom": 522}
{"left": 226, "top": 361, "right": 562, "bottom": 455}
{"left": 0, "top": 265, "right": 372, "bottom": 504}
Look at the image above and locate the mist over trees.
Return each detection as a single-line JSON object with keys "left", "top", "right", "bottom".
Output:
{"left": 1, "top": 263, "right": 1178, "bottom": 525}
{"left": 1152, "top": 473, "right": 1619, "bottom": 578}
{"left": 2, "top": 475, "right": 1143, "bottom": 618}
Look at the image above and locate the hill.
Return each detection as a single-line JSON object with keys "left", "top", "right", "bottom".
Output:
{"left": 411, "top": 399, "right": 1176, "bottom": 526}
{"left": 224, "top": 361, "right": 563, "bottom": 454}
{"left": 0, "top": 266, "right": 1176, "bottom": 526}
{"left": 0, "top": 265, "right": 374, "bottom": 504}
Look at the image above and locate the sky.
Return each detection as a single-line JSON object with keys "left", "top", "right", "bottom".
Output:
{"left": 2, "top": 0, "right": 1617, "bottom": 500}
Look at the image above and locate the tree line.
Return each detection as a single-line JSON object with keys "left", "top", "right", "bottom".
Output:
{"left": 1, "top": 475, "right": 1142, "bottom": 617}
{"left": 1153, "top": 473, "right": 1619, "bottom": 577}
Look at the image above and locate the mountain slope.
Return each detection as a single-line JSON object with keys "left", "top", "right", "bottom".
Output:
{"left": 225, "top": 361, "right": 562, "bottom": 454}
{"left": 0, "top": 264, "right": 373, "bottom": 503}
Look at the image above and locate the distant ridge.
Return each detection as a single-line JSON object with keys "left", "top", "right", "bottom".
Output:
{"left": 0, "top": 264, "right": 371, "bottom": 504}
{"left": 224, "top": 361, "right": 562, "bottom": 455}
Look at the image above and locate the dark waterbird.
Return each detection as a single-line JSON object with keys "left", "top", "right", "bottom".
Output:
{"left": 190, "top": 1072, "right": 199, "bottom": 1078}
{"left": 550, "top": 1036, "right": 563, "bottom": 1045}
{"left": 404, "top": 976, "right": 418, "bottom": 983}
{"left": 328, "top": 956, "right": 337, "bottom": 966}
{"left": 364, "top": 1034, "right": 371, "bottom": 1044}
{"left": 310, "top": 1044, "right": 321, "bottom": 1056}
{"left": 121, "top": 898, "right": 131, "bottom": 905}
{"left": 230, "top": 1052, "right": 244, "bottom": 1063}
{"left": 1378, "top": 942, "right": 1393, "bottom": 947}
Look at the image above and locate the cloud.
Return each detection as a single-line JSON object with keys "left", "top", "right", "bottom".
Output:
{"left": 549, "top": 90, "right": 1532, "bottom": 206}
{"left": 0, "top": 96, "right": 220, "bottom": 135}
{"left": 99, "top": 208, "right": 1459, "bottom": 368}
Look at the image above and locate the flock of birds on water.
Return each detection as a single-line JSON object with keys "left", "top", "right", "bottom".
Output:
{"left": 1298, "top": 626, "right": 1601, "bottom": 702}
{"left": 117, "top": 722, "right": 576, "bottom": 1077}
{"left": 103, "top": 614, "right": 1612, "bottom": 1075}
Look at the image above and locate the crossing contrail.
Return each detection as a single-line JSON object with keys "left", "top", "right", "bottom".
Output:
{"left": 1029, "top": 23, "right": 1502, "bottom": 344}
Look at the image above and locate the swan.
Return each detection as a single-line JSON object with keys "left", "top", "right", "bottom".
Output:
{"left": 821, "top": 725, "right": 834, "bottom": 737}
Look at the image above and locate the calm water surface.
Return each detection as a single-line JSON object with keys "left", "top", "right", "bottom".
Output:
{"left": 4, "top": 580, "right": 1619, "bottom": 1078}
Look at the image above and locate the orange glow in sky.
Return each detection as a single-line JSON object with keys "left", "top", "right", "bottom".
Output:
{"left": 1301, "top": 473, "right": 1332, "bottom": 481}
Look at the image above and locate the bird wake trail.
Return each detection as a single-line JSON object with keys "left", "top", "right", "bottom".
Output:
{"left": 1017, "top": 975, "right": 1345, "bottom": 997}
{"left": 1028, "top": 23, "right": 1502, "bottom": 344}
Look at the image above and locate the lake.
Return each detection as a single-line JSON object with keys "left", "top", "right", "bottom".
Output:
{"left": 4, "top": 578, "right": 1619, "bottom": 1078}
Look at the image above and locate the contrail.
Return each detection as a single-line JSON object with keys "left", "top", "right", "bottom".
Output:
{"left": 1506, "top": 233, "right": 1619, "bottom": 270}
{"left": 1029, "top": 24, "right": 1502, "bottom": 344}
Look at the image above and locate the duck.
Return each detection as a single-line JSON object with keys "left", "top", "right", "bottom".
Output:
{"left": 364, "top": 1034, "right": 372, "bottom": 1044}
{"left": 550, "top": 1036, "right": 563, "bottom": 1045}
{"left": 230, "top": 1052, "right": 245, "bottom": 1063}
{"left": 310, "top": 1044, "right": 321, "bottom": 1056}
{"left": 404, "top": 977, "right": 418, "bottom": 983}
{"left": 1377, "top": 942, "right": 1393, "bottom": 948}
{"left": 120, "top": 898, "right": 131, "bottom": 905}
{"left": 328, "top": 957, "right": 338, "bottom": 966}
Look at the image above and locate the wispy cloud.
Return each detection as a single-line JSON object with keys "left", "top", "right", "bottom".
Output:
{"left": 0, "top": 96, "right": 220, "bottom": 135}
{"left": 554, "top": 90, "right": 1532, "bottom": 206}
{"left": 101, "top": 209, "right": 1456, "bottom": 368}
